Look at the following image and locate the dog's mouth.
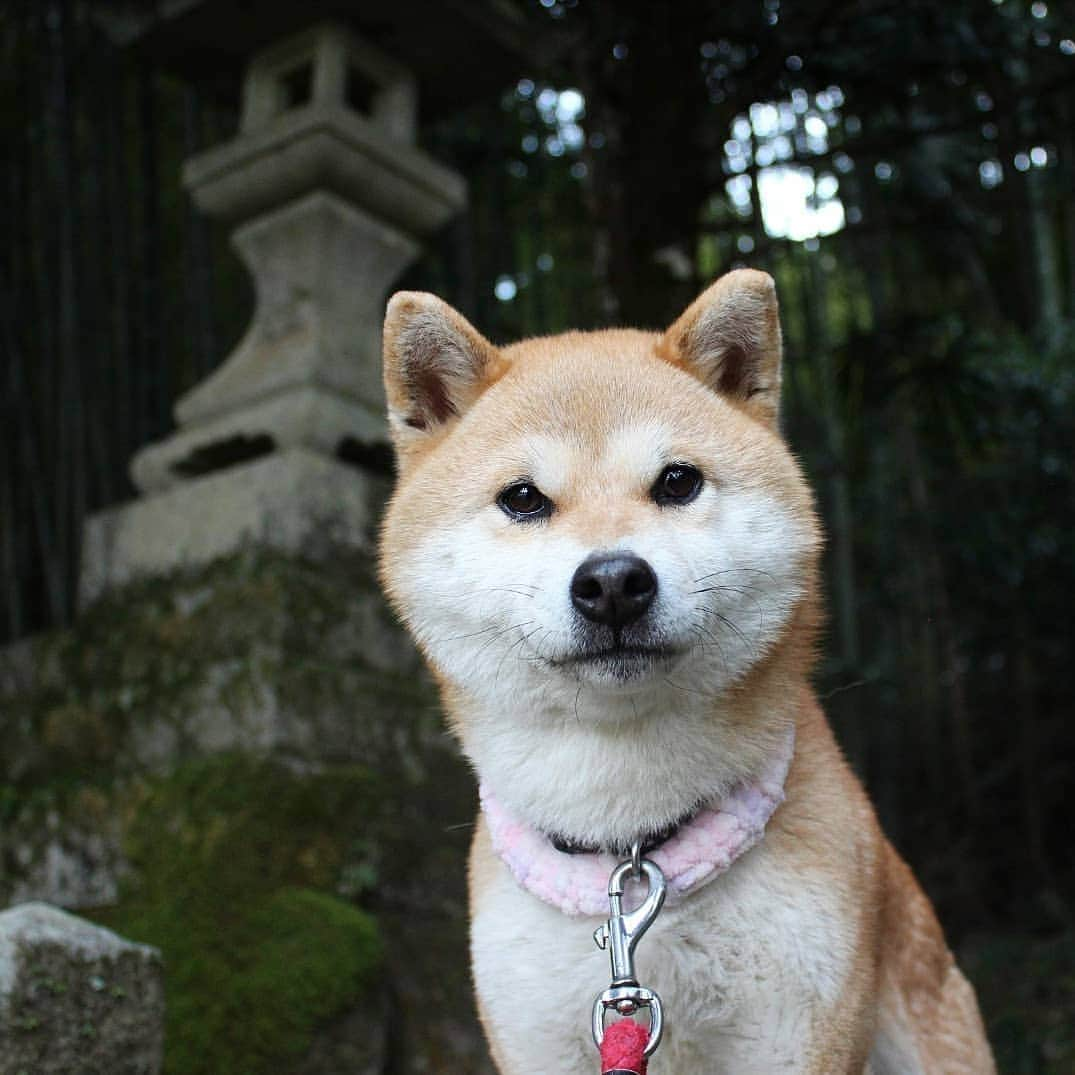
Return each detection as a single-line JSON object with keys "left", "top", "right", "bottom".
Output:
{"left": 551, "top": 643, "right": 681, "bottom": 678}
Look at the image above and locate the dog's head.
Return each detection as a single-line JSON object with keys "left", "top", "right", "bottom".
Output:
{"left": 380, "top": 270, "right": 821, "bottom": 734}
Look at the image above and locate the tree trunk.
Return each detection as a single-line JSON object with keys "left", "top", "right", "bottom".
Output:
{"left": 183, "top": 85, "right": 218, "bottom": 381}
{"left": 137, "top": 61, "right": 164, "bottom": 438}
{"left": 896, "top": 414, "right": 979, "bottom": 826}
{"left": 1023, "top": 164, "right": 1064, "bottom": 348}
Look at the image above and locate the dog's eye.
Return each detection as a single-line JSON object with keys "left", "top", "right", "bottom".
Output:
{"left": 652, "top": 463, "right": 703, "bottom": 506}
{"left": 497, "top": 481, "right": 553, "bottom": 521}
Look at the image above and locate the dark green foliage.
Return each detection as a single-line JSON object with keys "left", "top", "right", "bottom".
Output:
{"left": 963, "top": 933, "right": 1075, "bottom": 1074}
{"left": 95, "top": 755, "right": 383, "bottom": 1075}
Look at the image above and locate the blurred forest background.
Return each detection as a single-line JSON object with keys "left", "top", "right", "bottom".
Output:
{"left": 2, "top": 0, "right": 1074, "bottom": 1069}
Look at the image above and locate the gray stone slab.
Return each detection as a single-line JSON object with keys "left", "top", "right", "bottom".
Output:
{"left": 0, "top": 902, "right": 163, "bottom": 1075}
{"left": 80, "top": 448, "right": 385, "bottom": 606}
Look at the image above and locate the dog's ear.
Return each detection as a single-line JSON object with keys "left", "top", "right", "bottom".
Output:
{"left": 660, "top": 269, "right": 782, "bottom": 428}
{"left": 383, "top": 291, "right": 505, "bottom": 454}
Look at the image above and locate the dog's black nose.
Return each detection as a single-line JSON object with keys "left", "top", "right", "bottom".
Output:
{"left": 570, "top": 553, "right": 657, "bottom": 628}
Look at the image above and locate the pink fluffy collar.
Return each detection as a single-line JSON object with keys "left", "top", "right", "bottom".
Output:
{"left": 480, "top": 726, "right": 795, "bottom": 917}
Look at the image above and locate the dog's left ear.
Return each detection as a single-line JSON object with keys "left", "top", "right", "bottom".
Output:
{"left": 660, "top": 269, "right": 782, "bottom": 428}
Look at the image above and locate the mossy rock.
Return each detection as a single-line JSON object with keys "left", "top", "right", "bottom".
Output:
{"left": 93, "top": 755, "right": 384, "bottom": 1075}
{"left": 0, "top": 547, "right": 427, "bottom": 794}
{"left": 1, "top": 547, "right": 489, "bottom": 1070}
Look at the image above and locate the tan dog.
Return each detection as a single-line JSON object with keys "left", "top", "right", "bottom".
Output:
{"left": 379, "top": 270, "right": 995, "bottom": 1073}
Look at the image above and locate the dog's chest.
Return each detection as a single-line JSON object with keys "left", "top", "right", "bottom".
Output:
{"left": 472, "top": 840, "right": 849, "bottom": 1073}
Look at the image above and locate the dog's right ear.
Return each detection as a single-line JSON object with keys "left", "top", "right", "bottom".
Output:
{"left": 382, "top": 292, "right": 505, "bottom": 456}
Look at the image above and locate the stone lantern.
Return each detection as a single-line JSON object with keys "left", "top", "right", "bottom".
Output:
{"left": 81, "top": 6, "right": 536, "bottom": 603}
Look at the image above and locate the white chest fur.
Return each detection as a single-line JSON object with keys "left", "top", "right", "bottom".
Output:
{"left": 472, "top": 833, "right": 852, "bottom": 1074}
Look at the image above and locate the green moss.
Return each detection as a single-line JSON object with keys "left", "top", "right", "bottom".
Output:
{"left": 94, "top": 755, "right": 383, "bottom": 1075}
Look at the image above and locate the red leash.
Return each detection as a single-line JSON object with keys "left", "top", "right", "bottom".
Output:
{"left": 600, "top": 1019, "right": 650, "bottom": 1074}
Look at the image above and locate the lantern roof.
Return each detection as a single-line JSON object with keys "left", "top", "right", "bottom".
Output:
{"left": 99, "top": 0, "right": 558, "bottom": 120}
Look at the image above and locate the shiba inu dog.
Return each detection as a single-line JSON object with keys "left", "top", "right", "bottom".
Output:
{"left": 379, "top": 270, "right": 995, "bottom": 1073}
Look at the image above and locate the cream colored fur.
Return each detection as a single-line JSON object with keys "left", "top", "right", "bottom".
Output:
{"left": 379, "top": 271, "right": 995, "bottom": 1073}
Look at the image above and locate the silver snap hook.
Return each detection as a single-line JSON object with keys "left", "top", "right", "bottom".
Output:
{"left": 592, "top": 855, "right": 667, "bottom": 1059}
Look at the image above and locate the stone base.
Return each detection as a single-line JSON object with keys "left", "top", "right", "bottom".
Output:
{"left": 80, "top": 448, "right": 385, "bottom": 606}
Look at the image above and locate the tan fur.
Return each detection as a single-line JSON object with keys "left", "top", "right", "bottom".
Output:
{"left": 380, "top": 271, "right": 995, "bottom": 1073}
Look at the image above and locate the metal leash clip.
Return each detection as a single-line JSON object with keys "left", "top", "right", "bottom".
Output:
{"left": 591, "top": 842, "right": 667, "bottom": 1059}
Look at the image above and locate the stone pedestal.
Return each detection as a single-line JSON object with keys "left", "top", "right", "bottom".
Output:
{"left": 82, "top": 448, "right": 384, "bottom": 604}
{"left": 132, "top": 196, "right": 419, "bottom": 493}
{"left": 81, "top": 21, "right": 465, "bottom": 601}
